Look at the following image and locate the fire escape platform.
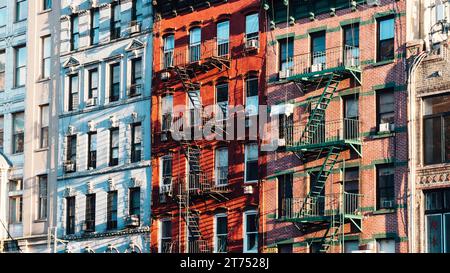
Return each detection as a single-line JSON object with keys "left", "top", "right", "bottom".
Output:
{"left": 281, "top": 213, "right": 363, "bottom": 224}
{"left": 285, "top": 138, "right": 362, "bottom": 153}
{"left": 287, "top": 66, "right": 361, "bottom": 84}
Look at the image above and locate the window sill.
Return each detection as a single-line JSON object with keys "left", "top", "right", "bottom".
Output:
{"left": 372, "top": 208, "right": 395, "bottom": 215}
{"left": 371, "top": 59, "right": 395, "bottom": 67}
{"left": 34, "top": 147, "right": 49, "bottom": 153}
{"left": 244, "top": 181, "right": 258, "bottom": 185}
{"left": 33, "top": 218, "right": 47, "bottom": 223}
{"left": 372, "top": 132, "right": 395, "bottom": 139}
{"left": 38, "top": 9, "right": 52, "bottom": 15}
{"left": 36, "top": 77, "right": 51, "bottom": 83}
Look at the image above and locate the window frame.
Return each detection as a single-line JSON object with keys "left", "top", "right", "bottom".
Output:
{"left": 107, "top": 190, "right": 118, "bottom": 230}
{"left": 14, "top": 45, "right": 26, "bottom": 88}
{"left": 243, "top": 210, "right": 258, "bottom": 253}
{"left": 109, "top": 127, "right": 119, "bottom": 166}
{"left": 37, "top": 175, "right": 47, "bottom": 220}
{"left": 43, "top": 0, "right": 52, "bottom": 11}
{"left": 244, "top": 143, "right": 259, "bottom": 183}
{"left": 90, "top": 8, "right": 100, "bottom": 46}
{"left": 68, "top": 73, "right": 79, "bottom": 111}
{"left": 215, "top": 147, "right": 228, "bottom": 186}
{"left": 70, "top": 15, "right": 79, "bottom": 51}
{"left": 39, "top": 104, "right": 49, "bottom": 149}
{"left": 87, "top": 131, "right": 97, "bottom": 169}
{"left": 131, "top": 122, "right": 142, "bottom": 163}
{"left": 110, "top": 2, "right": 121, "bottom": 40}
{"left": 85, "top": 193, "right": 96, "bottom": 232}
{"left": 376, "top": 88, "right": 395, "bottom": 128}
{"left": 12, "top": 112, "right": 24, "bottom": 154}
{"left": 214, "top": 213, "right": 228, "bottom": 253}
{"left": 159, "top": 218, "right": 172, "bottom": 253}
{"left": 109, "top": 62, "right": 121, "bottom": 102}
{"left": 129, "top": 187, "right": 141, "bottom": 218}
{"left": 376, "top": 16, "right": 395, "bottom": 62}
{"left": 66, "top": 196, "right": 76, "bottom": 235}
{"left": 15, "top": 0, "right": 27, "bottom": 22}
{"left": 376, "top": 164, "right": 395, "bottom": 210}
{"left": 41, "top": 35, "right": 51, "bottom": 79}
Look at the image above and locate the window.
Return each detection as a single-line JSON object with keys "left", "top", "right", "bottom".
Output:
{"left": 111, "top": 3, "right": 121, "bottom": 40}
{"left": 278, "top": 174, "right": 293, "bottom": 218}
{"left": 278, "top": 244, "right": 293, "bottom": 253}
{"left": 243, "top": 210, "right": 258, "bottom": 253}
{"left": 9, "top": 195, "right": 23, "bottom": 224}
{"left": 15, "top": 45, "right": 26, "bottom": 87}
{"left": 344, "top": 95, "right": 359, "bottom": 139}
{"left": 423, "top": 94, "right": 450, "bottom": 165}
{"left": 160, "top": 219, "right": 172, "bottom": 253}
{"left": 344, "top": 240, "right": 360, "bottom": 253}
{"left": 13, "top": 112, "right": 24, "bottom": 154}
{"left": 311, "top": 31, "right": 326, "bottom": 67}
{"left": 245, "top": 13, "right": 259, "bottom": 46}
{"left": 343, "top": 24, "right": 360, "bottom": 65}
{"left": 376, "top": 239, "right": 395, "bottom": 253}
{"left": 214, "top": 214, "right": 227, "bottom": 253}
{"left": 130, "top": 58, "right": 142, "bottom": 96}
{"left": 278, "top": 113, "right": 293, "bottom": 140}
{"left": 0, "top": 116, "right": 3, "bottom": 151}
{"left": 161, "top": 95, "right": 173, "bottom": 132}
{"left": 131, "top": 0, "right": 143, "bottom": 22}
{"left": 163, "top": 35, "right": 174, "bottom": 68}
{"left": 107, "top": 191, "right": 118, "bottom": 230}
{"left": 66, "top": 196, "right": 75, "bottom": 235}
{"left": 161, "top": 156, "right": 172, "bottom": 190}
{"left": 88, "top": 68, "right": 98, "bottom": 100}
{"left": 85, "top": 194, "right": 96, "bottom": 232}
{"left": 43, "top": 0, "right": 51, "bottom": 10}
{"left": 109, "top": 128, "right": 119, "bottom": 166}
{"left": 376, "top": 164, "right": 395, "bottom": 210}
{"left": 66, "top": 135, "right": 77, "bottom": 170}
{"left": 377, "top": 17, "right": 395, "bottom": 62}
{"left": 129, "top": 187, "right": 140, "bottom": 218}
{"left": 0, "top": 7, "right": 6, "bottom": 28}
{"left": 344, "top": 167, "right": 359, "bottom": 213}
{"left": 71, "top": 15, "right": 79, "bottom": 51}
{"left": 217, "top": 21, "right": 230, "bottom": 57}
{"left": 189, "top": 27, "right": 201, "bottom": 63}
{"left": 216, "top": 83, "right": 228, "bottom": 120}
{"left": 40, "top": 105, "right": 49, "bottom": 148}
{"left": 42, "top": 36, "right": 51, "bottom": 79}
{"left": 68, "top": 74, "right": 79, "bottom": 111}
{"left": 0, "top": 50, "right": 5, "bottom": 91}
{"left": 215, "top": 148, "right": 228, "bottom": 186}
{"left": 90, "top": 9, "right": 100, "bottom": 45}
{"left": 131, "top": 123, "right": 142, "bottom": 163}
{"left": 87, "top": 132, "right": 97, "bottom": 169}
{"left": 279, "top": 37, "right": 294, "bottom": 72}
{"left": 245, "top": 77, "right": 259, "bottom": 117}
{"left": 377, "top": 89, "right": 395, "bottom": 129}
{"left": 245, "top": 143, "right": 258, "bottom": 183}
{"left": 110, "top": 63, "right": 120, "bottom": 102}
{"left": 424, "top": 189, "right": 450, "bottom": 253}
{"left": 16, "top": 0, "right": 27, "bottom": 22}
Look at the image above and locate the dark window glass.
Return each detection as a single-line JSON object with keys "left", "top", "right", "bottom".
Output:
{"left": 279, "top": 37, "right": 293, "bottom": 71}
{"left": 88, "top": 69, "right": 98, "bottom": 99}
{"left": 88, "top": 132, "right": 97, "bottom": 169}
{"left": 90, "top": 9, "right": 100, "bottom": 45}
{"left": 278, "top": 174, "right": 293, "bottom": 217}
{"left": 311, "top": 31, "right": 326, "bottom": 66}
{"left": 110, "top": 63, "right": 120, "bottom": 102}
{"left": 68, "top": 74, "right": 79, "bottom": 111}
{"left": 85, "top": 194, "right": 96, "bottom": 232}
{"left": 109, "top": 128, "right": 119, "bottom": 166}
{"left": 377, "top": 89, "right": 395, "bottom": 126}
{"left": 111, "top": 3, "right": 121, "bottom": 40}
{"left": 71, "top": 15, "right": 79, "bottom": 50}
{"left": 377, "top": 165, "right": 395, "bottom": 209}
{"left": 129, "top": 187, "right": 140, "bottom": 218}
{"left": 66, "top": 196, "right": 75, "bottom": 234}
{"left": 130, "top": 58, "right": 142, "bottom": 96}
{"left": 107, "top": 191, "right": 118, "bottom": 229}
{"left": 377, "top": 17, "right": 395, "bottom": 61}
{"left": 131, "top": 123, "right": 142, "bottom": 163}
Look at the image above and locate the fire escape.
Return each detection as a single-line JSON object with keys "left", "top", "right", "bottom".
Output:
{"left": 281, "top": 45, "right": 364, "bottom": 253}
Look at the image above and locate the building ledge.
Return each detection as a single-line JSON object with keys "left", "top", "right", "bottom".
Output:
{"left": 62, "top": 226, "right": 151, "bottom": 242}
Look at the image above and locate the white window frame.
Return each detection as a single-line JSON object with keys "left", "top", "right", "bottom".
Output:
{"left": 159, "top": 218, "right": 172, "bottom": 253}
{"left": 215, "top": 148, "right": 228, "bottom": 186}
{"left": 375, "top": 238, "right": 395, "bottom": 253}
{"left": 214, "top": 213, "right": 227, "bottom": 253}
{"left": 243, "top": 210, "right": 258, "bottom": 253}
{"left": 160, "top": 155, "right": 172, "bottom": 188}
{"left": 244, "top": 143, "right": 258, "bottom": 183}
{"left": 161, "top": 95, "right": 173, "bottom": 131}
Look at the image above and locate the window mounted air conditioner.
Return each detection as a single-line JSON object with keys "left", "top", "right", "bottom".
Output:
{"left": 161, "top": 132, "right": 168, "bottom": 141}
{"left": 129, "top": 21, "right": 141, "bottom": 34}
{"left": 346, "top": 57, "right": 358, "bottom": 67}
{"left": 64, "top": 161, "right": 76, "bottom": 172}
{"left": 311, "top": 63, "right": 324, "bottom": 72}
{"left": 244, "top": 185, "right": 254, "bottom": 194}
{"left": 86, "top": 97, "right": 97, "bottom": 107}
{"left": 366, "top": 0, "right": 381, "bottom": 7}
{"left": 379, "top": 122, "right": 394, "bottom": 133}
{"left": 160, "top": 184, "right": 172, "bottom": 195}
{"left": 160, "top": 71, "right": 171, "bottom": 81}
{"left": 245, "top": 38, "right": 259, "bottom": 50}
{"left": 125, "top": 215, "right": 140, "bottom": 228}
{"left": 382, "top": 200, "right": 394, "bottom": 208}
{"left": 279, "top": 69, "right": 292, "bottom": 80}
{"left": 159, "top": 194, "right": 167, "bottom": 203}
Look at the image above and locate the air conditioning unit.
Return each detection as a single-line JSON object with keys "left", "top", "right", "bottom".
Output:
{"left": 311, "top": 63, "right": 324, "bottom": 72}
{"left": 345, "top": 57, "right": 358, "bottom": 67}
{"left": 244, "top": 185, "right": 254, "bottom": 194}
{"left": 382, "top": 200, "right": 394, "bottom": 208}
{"left": 160, "top": 184, "right": 172, "bottom": 195}
{"left": 64, "top": 161, "right": 76, "bottom": 172}
{"left": 379, "top": 122, "right": 394, "bottom": 133}
{"left": 125, "top": 215, "right": 140, "bottom": 228}
{"left": 161, "top": 132, "right": 168, "bottom": 141}
{"left": 159, "top": 194, "right": 167, "bottom": 203}
{"left": 129, "top": 21, "right": 141, "bottom": 34}
{"left": 86, "top": 97, "right": 97, "bottom": 107}
{"left": 367, "top": 0, "right": 381, "bottom": 6}
{"left": 245, "top": 38, "right": 259, "bottom": 50}
{"left": 160, "top": 71, "right": 171, "bottom": 81}
{"left": 277, "top": 138, "right": 286, "bottom": 147}
{"left": 279, "top": 69, "right": 292, "bottom": 80}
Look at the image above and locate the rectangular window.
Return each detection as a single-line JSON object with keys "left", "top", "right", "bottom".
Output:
{"left": 66, "top": 196, "right": 75, "bottom": 235}
{"left": 110, "top": 63, "right": 120, "bottom": 102}
{"left": 311, "top": 31, "right": 326, "bottom": 68}
{"left": 215, "top": 214, "right": 228, "bottom": 253}
{"left": 377, "top": 164, "right": 395, "bottom": 209}
{"left": 424, "top": 190, "right": 450, "bottom": 254}
{"left": 423, "top": 94, "right": 450, "bottom": 165}
{"left": 216, "top": 83, "right": 228, "bottom": 120}
{"left": 377, "top": 17, "right": 395, "bottom": 62}
{"left": 68, "top": 74, "right": 79, "bottom": 111}
{"left": 344, "top": 167, "right": 359, "bottom": 213}
{"left": 130, "top": 58, "right": 142, "bottom": 96}
{"left": 88, "top": 68, "right": 98, "bottom": 100}
{"left": 129, "top": 187, "right": 140, "bottom": 218}
{"left": 160, "top": 219, "right": 172, "bottom": 253}
{"left": 107, "top": 191, "right": 118, "bottom": 230}
{"left": 131, "top": 0, "right": 143, "bottom": 22}
{"left": 131, "top": 123, "right": 142, "bottom": 163}
{"left": 376, "top": 239, "right": 395, "bottom": 253}
{"left": 161, "top": 95, "right": 173, "bottom": 132}
{"left": 9, "top": 196, "right": 23, "bottom": 224}
{"left": 343, "top": 95, "right": 359, "bottom": 139}
{"left": 245, "top": 143, "right": 258, "bottom": 182}
{"left": 278, "top": 174, "right": 293, "bottom": 218}
{"left": 13, "top": 112, "right": 24, "bottom": 154}
{"left": 0, "top": 50, "right": 5, "bottom": 91}
{"left": 43, "top": 0, "right": 51, "bottom": 10}
{"left": 278, "top": 113, "right": 293, "bottom": 140}
{"left": 189, "top": 27, "right": 201, "bottom": 63}
{"left": 279, "top": 37, "right": 294, "bottom": 72}
{"left": 244, "top": 211, "right": 258, "bottom": 253}
{"left": 245, "top": 77, "right": 259, "bottom": 117}
{"left": 161, "top": 156, "right": 172, "bottom": 191}
{"left": 85, "top": 194, "right": 96, "bottom": 232}
{"left": 66, "top": 135, "right": 77, "bottom": 171}
{"left": 16, "top": 0, "right": 27, "bottom": 22}
{"left": 215, "top": 148, "right": 228, "bottom": 186}
{"left": 163, "top": 35, "right": 174, "bottom": 68}
{"left": 0, "top": 116, "right": 3, "bottom": 151}
{"left": 15, "top": 45, "right": 26, "bottom": 87}
{"left": 0, "top": 7, "right": 6, "bottom": 28}
{"left": 217, "top": 21, "right": 230, "bottom": 57}
{"left": 109, "top": 128, "right": 119, "bottom": 166}
{"left": 377, "top": 89, "right": 395, "bottom": 130}
{"left": 87, "top": 132, "right": 97, "bottom": 169}
{"left": 111, "top": 3, "right": 121, "bottom": 40}
{"left": 90, "top": 9, "right": 100, "bottom": 45}
{"left": 344, "top": 240, "right": 360, "bottom": 253}
{"left": 40, "top": 105, "right": 49, "bottom": 148}
{"left": 42, "top": 36, "right": 51, "bottom": 79}
{"left": 71, "top": 15, "right": 79, "bottom": 51}
{"left": 245, "top": 13, "right": 259, "bottom": 46}
{"left": 343, "top": 24, "right": 360, "bottom": 66}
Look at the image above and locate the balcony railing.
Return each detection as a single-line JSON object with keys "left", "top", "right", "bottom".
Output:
{"left": 286, "top": 118, "right": 360, "bottom": 148}
{"left": 283, "top": 46, "right": 360, "bottom": 78}
{"left": 214, "top": 166, "right": 229, "bottom": 190}
{"left": 161, "top": 240, "right": 178, "bottom": 253}
{"left": 187, "top": 239, "right": 212, "bottom": 253}
{"left": 281, "top": 192, "right": 363, "bottom": 220}
{"left": 128, "top": 83, "right": 143, "bottom": 97}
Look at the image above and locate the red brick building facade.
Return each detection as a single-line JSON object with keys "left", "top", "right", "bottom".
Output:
{"left": 261, "top": 0, "right": 409, "bottom": 253}
{"left": 150, "top": 0, "right": 267, "bottom": 253}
